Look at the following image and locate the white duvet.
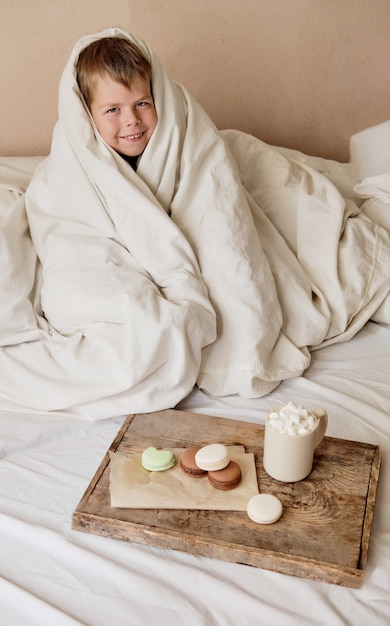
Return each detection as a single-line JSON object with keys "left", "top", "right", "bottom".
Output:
{"left": 0, "top": 28, "right": 389, "bottom": 419}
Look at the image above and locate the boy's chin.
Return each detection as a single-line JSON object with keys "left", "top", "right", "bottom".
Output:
{"left": 119, "top": 149, "right": 142, "bottom": 157}
{"left": 115, "top": 149, "right": 143, "bottom": 164}
{"left": 117, "top": 144, "right": 145, "bottom": 158}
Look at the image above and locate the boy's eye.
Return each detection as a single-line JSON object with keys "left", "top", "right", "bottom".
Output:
{"left": 136, "top": 101, "right": 149, "bottom": 108}
{"left": 106, "top": 107, "right": 119, "bottom": 114}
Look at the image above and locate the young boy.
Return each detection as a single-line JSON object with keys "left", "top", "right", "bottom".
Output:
{"left": 76, "top": 37, "right": 158, "bottom": 170}
{"left": 13, "top": 28, "right": 389, "bottom": 420}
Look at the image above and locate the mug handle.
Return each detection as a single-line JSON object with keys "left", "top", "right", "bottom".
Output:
{"left": 313, "top": 408, "right": 328, "bottom": 448}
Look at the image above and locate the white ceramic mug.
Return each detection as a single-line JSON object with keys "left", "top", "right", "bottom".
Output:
{"left": 263, "top": 405, "right": 328, "bottom": 482}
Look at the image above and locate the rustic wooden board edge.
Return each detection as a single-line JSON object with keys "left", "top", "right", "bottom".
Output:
{"left": 74, "top": 414, "right": 135, "bottom": 513}
{"left": 71, "top": 509, "right": 364, "bottom": 588}
{"left": 358, "top": 445, "right": 382, "bottom": 570}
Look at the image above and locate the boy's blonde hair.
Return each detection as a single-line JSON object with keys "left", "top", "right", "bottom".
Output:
{"left": 76, "top": 36, "right": 152, "bottom": 108}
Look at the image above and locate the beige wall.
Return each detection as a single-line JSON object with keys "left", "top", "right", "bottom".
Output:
{"left": 1, "top": 0, "right": 390, "bottom": 161}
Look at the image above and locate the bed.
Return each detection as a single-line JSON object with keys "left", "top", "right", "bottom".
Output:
{"left": 2, "top": 5, "right": 390, "bottom": 623}
{"left": 1, "top": 115, "right": 390, "bottom": 624}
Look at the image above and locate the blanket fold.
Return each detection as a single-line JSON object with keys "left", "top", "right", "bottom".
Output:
{"left": 0, "top": 28, "right": 389, "bottom": 419}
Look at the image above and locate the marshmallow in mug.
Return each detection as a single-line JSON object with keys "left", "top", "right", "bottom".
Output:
{"left": 268, "top": 401, "right": 326, "bottom": 436}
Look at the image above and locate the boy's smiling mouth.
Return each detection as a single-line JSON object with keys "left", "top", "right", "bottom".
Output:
{"left": 121, "top": 131, "right": 144, "bottom": 141}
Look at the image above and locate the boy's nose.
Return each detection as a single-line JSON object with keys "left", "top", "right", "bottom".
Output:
{"left": 125, "top": 110, "right": 141, "bottom": 126}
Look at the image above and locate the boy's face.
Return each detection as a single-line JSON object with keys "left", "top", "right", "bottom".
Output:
{"left": 90, "top": 73, "right": 157, "bottom": 157}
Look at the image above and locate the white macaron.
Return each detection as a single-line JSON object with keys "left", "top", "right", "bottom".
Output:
{"left": 194, "top": 443, "right": 229, "bottom": 471}
{"left": 247, "top": 493, "right": 283, "bottom": 524}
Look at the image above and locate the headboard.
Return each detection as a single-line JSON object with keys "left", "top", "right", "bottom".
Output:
{"left": 1, "top": 0, "right": 390, "bottom": 161}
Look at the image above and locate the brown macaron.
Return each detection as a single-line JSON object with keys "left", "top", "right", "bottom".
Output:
{"left": 207, "top": 460, "right": 242, "bottom": 490}
{"left": 180, "top": 446, "right": 207, "bottom": 477}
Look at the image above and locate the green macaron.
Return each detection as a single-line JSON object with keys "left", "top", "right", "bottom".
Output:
{"left": 141, "top": 446, "right": 176, "bottom": 472}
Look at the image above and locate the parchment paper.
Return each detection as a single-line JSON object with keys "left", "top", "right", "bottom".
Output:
{"left": 109, "top": 446, "right": 259, "bottom": 510}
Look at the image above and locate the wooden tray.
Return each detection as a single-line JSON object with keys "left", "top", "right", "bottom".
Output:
{"left": 72, "top": 408, "right": 381, "bottom": 587}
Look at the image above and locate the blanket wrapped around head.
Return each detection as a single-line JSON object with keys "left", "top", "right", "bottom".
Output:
{"left": 0, "top": 28, "right": 389, "bottom": 419}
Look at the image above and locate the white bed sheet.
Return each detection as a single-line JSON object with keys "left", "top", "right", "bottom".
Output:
{"left": 1, "top": 320, "right": 389, "bottom": 626}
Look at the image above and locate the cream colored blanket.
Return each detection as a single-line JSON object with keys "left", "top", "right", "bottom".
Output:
{"left": 0, "top": 28, "right": 389, "bottom": 419}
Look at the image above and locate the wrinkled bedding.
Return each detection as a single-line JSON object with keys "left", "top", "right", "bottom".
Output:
{"left": 0, "top": 28, "right": 389, "bottom": 420}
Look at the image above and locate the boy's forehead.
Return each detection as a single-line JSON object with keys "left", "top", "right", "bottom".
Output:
{"left": 91, "top": 72, "right": 152, "bottom": 103}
